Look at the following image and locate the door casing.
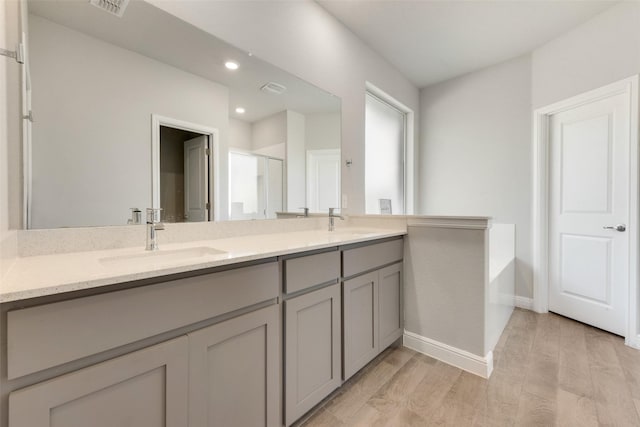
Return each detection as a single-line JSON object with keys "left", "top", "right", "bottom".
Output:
{"left": 151, "top": 114, "right": 219, "bottom": 222}
{"left": 532, "top": 75, "right": 639, "bottom": 348}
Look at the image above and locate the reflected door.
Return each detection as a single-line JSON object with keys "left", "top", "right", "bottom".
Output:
{"left": 183, "top": 136, "right": 209, "bottom": 222}
{"left": 307, "top": 149, "right": 340, "bottom": 212}
{"left": 548, "top": 91, "right": 630, "bottom": 335}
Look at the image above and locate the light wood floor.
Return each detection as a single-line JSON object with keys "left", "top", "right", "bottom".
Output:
{"left": 299, "top": 309, "right": 640, "bottom": 426}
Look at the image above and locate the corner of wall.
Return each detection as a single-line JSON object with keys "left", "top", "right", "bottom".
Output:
{"left": 0, "top": 230, "right": 18, "bottom": 280}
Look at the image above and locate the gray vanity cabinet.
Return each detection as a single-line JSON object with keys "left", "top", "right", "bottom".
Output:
{"left": 283, "top": 249, "right": 341, "bottom": 426}
{"left": 9, "top": 336, "right": 189, "bottom": 427}
{"left": 342, "top": 239, "right": 404, "bottom": 380}
{"left": 188, "top": 304, "right": 280, "bottom": 427}
{"left": 343, "top": 271, "right": 379, "bottom": 379}
{"left": 5, "top": 262, "right": 280, "bottom": 427}
{"left": 284, "top": 283, "right": 341, "bottom": 426}
{"left": 378, "top": 262, "right": 403, "bottom": 349}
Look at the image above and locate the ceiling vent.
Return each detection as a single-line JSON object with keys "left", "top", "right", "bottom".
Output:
{"left": 89, "top": 0, "right": 130, "bottom": 17}
{"left": 260, "top": 82, "right": 287, "bottom": 95}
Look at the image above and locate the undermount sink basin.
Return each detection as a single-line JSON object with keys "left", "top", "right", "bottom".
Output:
{"left": 100, "top": 246, "right": 227, "bottom": 268}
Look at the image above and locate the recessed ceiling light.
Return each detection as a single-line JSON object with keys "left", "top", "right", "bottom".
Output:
{"left": 235, "top": 107, "right": 246, "bottom": 114}
{"left": 225, "top": 61, "right": 239, "bottom": 70}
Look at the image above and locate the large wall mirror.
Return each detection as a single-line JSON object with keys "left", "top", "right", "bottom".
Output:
{"left": 24, "top": 0, "right": 341, "bottom": 229}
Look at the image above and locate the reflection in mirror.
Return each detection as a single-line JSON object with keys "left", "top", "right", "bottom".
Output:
{"left": 25, "top": 0, "right": 341, "bottom": 229}
{"left": 229, "top": 152, "right": 283, "bottom": 220}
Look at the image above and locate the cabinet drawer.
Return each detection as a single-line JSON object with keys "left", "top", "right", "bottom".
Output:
{"left": 342, "top": 238, "right": 403, "bottom": 278}
{"left": 7, "top": 262, "right": 278, "bottom": 380}
{"left": 284, "top": 250, "right": 340, "bottom": 294}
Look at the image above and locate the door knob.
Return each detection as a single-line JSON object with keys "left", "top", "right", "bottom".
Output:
{"left": 603, "top": 224, "right": 626, "bottom": 232}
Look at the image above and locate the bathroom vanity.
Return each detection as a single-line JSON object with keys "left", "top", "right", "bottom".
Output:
{"left": 0, "top": 227, "right": 405, "bottom": 427}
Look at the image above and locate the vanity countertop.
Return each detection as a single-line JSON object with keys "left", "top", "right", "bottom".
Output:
{"left": 0, "top": 228, "right": 406, "bottom": 303}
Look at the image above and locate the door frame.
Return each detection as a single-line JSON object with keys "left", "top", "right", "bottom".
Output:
{"left": 151, "top": 114, "right": 220, "bottom": 221}
{"left": 532, "top": 75, "right": 639, "bottom": 348}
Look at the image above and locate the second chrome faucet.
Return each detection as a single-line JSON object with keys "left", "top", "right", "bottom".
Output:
{"left": 146, "top": 208, "right": 165, "bottom": 251}
{"left": 328, "top": 207, "right": 344, "bottom": 232}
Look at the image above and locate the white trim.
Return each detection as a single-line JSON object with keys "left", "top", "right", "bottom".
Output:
{"left": 532, "top": 76, "right": 640, "bottom": 345}
{"left": 403, "top": 331, "right": 493, "bottom": 379}
{"left": 21, "top": 27, "right": 32, "bottom": 229}
{"left": 628, "top": 76, "right": 639, "bottom": 348}
{"left": 151, "top": 115, "right": 220, "bottom": 222}
{"left": 407, "top": 216, "right": 491, "bottom": 230}
{"left": 515, "top": 296, "right": 534, "bottom": 311}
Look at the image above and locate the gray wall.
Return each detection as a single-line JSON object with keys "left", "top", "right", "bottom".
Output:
{"left": 147, "top": 0, "right": 421, "bottom": 215}
{"left": 420, "top": 55, "right": 533, "bottom": 298}
{"left": 251, "top": 111, "right": 287, "bottom": 159}
{"left": 286, "top": 110, "right": 306, "bottom": 210}
{"left": 28, "top": 14, "right": 229, "bottom": 228}
{"left": 532, "top": 1, "right": 640, "bottom": 109}
{"left": 228, "top": 118, "right": 252, "bottom": 152}
{"left": 420, "top": 1, "right": 640, "bottom": 300}
{"left": 305, "top": 113, "right": 341, "bottom": 151}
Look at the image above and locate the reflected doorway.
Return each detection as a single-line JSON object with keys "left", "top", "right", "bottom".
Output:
{"left": 151, "top": 115, "right": 219, "bottom": 223}
{"left": 159, "top": 126, "right": 209, "bottom": 223}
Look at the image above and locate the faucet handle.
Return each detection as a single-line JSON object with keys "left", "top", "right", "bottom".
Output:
{"left": 299, "top": 207, "right": 309, "bottom": 217}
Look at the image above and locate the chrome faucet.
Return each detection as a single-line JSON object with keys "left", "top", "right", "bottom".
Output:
{"left": 328, "top": 207, "right": 344, "bottom": 232}
{"left": 146, "top": 208, "right": 165, "bottom": 251}
{"left": 127, "top": 208, "right": 142, "bottom": 225}
{"left": 297, "top": 207, "right": 309, "bottom": 218}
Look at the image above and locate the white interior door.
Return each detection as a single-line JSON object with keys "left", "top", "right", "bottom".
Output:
{"left": 307, "top": 149, "right": 340, "bottom": 212}
{"left": 549, "top": 92, "right": 630, "bottom": 336}
{"left": 183, "top": 135, "right": 209, "bottom": 222}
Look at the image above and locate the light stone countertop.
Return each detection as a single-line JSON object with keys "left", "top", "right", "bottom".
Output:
{"left": 0, "top": 228, "right": 406, "bottom": 303}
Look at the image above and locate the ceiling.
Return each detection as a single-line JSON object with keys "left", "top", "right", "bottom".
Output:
{"left": 317, "top": 0, "right": 618, "bottom": 88}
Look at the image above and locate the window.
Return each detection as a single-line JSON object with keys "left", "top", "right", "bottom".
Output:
{"left": 365, "top": 92, "right": 407, "bottom": 214}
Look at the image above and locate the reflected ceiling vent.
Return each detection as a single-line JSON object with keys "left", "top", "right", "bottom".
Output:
{"left": 89, "top": 0, "right": 130, "bottom": 17}
{"left": 260, "top": 82, "right": 287, "bottom": 95}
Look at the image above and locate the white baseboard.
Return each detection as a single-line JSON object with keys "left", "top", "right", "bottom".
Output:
{"left": 403, "top": 331, "right": 493, "bottom": 378}
{"left": 515, "top": 296, "right": 534, "bottom": 310}
{"left": 625, "top": 334, "right": 640, "bottom": 350}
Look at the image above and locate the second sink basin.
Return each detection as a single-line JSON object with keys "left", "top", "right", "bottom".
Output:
{"left": 100, "top": 246, "right": 227, "bottom": 268}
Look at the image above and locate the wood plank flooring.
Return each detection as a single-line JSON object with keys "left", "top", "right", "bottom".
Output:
{"left": 298, "top": 309, "right": 640, "bottom": 427}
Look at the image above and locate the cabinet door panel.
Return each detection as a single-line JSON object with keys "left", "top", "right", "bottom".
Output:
{"left": 9, "top": 336, "right": 188, "bottom": 427}
{"left": 343, "top": 271, "right": 379, "bottom": 380}
{"left": 285, "top": 284, "right": 341, "bottom": 426}
{"left": 189, "top": 305, "right": 280, "bottom": 427}
{"left": 379, "top": 263, "right": 403, "bottom": 350}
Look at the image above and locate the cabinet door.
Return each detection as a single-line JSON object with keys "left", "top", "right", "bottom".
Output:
{"left": 285, "top": 283, "right": 341, "bottom": 426}
{"left": 343, "top": 271, "right": 379, "bottom": 380}
{"left": 189, "top": 305, "right": 280, "bottom": 427}
{"left": 379, "top": 262, "right": 403, "bottom": 350}
{"left": 9, "top": 336, "right": 188, "bottom": 427}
